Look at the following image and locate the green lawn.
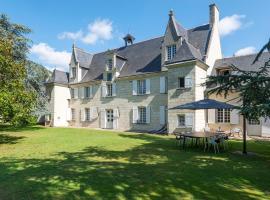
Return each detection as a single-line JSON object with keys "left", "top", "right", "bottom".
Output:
{"left": 0, "top": 126, "right": 270, "bottom": 200}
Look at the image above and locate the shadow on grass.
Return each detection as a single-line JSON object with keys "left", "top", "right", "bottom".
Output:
{"left": 0, "top": 125, "right": 45, "bottom": 132}
{"left": 0, "top": 133, "right": 269, "bottom": 199}
{"left": 0, "top": 134, "right": 25, "bottom": 144}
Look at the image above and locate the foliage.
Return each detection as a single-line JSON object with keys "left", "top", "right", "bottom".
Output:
{"left": 0, "top": 14, "right": 37, "bottom": 126}
{"left": 0, "top": 14, "right": 31, "bottom": 60}
{"left": 205, "top": 40, "right": 270, "bottom": 121}
{"left": 0, "top": 127, "right": 270, "bottom": 199}
{"left": 25, "top": 60, "right": 51, "bottom": 118}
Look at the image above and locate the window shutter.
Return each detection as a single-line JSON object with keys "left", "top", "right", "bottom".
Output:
{"left": 112, "top": 83, "right": 116, "bottom": 96}
{"left": 100, "top": 108, "right": 106, "bottom": 128}
{"left": 80, "top": 108, "right": 85, "bottom": 122}
{"left": 146, "top": 106, "right": 151, "bottom": 124}
{"left": 113, "top": 108, "right": 119, "bottom": 129}
{"left": 90, "top": 86, "right": 93, "bottom": 98}
{"left": 146, "top": 79, "right": 150, "bottom": 94}
{"left": 113, "top": 108, "right": 119, "bottom": 118}
{"left": 90, "top": 107, "right": 97, "bottom": 120}
{"left": 208, "top": 109, "right": 216, "bottom": 124}
{"left": 66, "top": 108, "right": 71, "bottom": 121}
{"left": 132, "top": 106, "right": 138, "bottom": 123}
{"left": 230, "top": 109, "right": 239, "bottom": 124}
{"left": 185, "top": 113, "right": 193, "bottom": 127}
{"left": 160, "top": 106, "right": 165, "bottom": 125}
{"left": 80, "top": 88, "right": 85, "bottom": 99}
{"left": 185, "top": 75, "right": 192, "bottom": 88}
{"left": 101, "top": 82, "right": 107, "bottom": 97}
{"left": 74, "top": 88, "right": 78, "bottom": 99}
{"left": 132, "top": 80, "right": 137, "bottom": 95}
{"left": 160, "top": 76, "right": 166, "bottom": 93}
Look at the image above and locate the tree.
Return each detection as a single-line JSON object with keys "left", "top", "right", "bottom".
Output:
{"left": 0, "top": 14, "right": 36, "bottom": 126}
{"left": 205, "top": 39, "right": 270, "bottom": 154}
{"left": 25, "top": 60, "right": 51, "bottom": 120}
{"left": 0, "top": 14, "right": 31, "bottom": 60}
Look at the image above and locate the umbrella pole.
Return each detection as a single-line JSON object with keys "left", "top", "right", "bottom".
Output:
{"left": 243, "top": 115, "right": 247, "bottom": 154}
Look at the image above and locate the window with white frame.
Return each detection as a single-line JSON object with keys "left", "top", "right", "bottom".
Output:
{"left": 217, "top": 109, "right": 230, "bottom": 123}
{"left": 72, "top": 67, "right": 76, "bottom": 78}
{"left": 84, "top": 87, "right": 91, "bottom": 98}
{"left": 71, "top": 108, "right": 76, "bottom": 121}
{"left": 107, "top": 59, "right": 113, "bottom": 70}
{"left": 249, "top": 119, "right": 260, "bottom": 125}
{"left": 71, "top": 88, "right": 75, "bottom": 99}
{"left": 85, "top": 108, "right": 90, "bottom": 121}
{"left": 107, "top": 83, "right": 113, "bottom": 97}
{"left": 167, "top": 44, "right": 177, "bottom": 60}
{"left": 178, "top": 115, "right": 185, "bottom": 127}
{"left": 138, "top": 107, "right": 147, "bottom": 124}
{"left": 137, "top": 80, "right": 146, "bottom": 95}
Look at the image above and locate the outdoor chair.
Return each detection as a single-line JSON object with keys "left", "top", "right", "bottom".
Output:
{"left": 231, "top": 128, "right": 242, "bottom": 137}
{"left": 173, "top": 128, "right": 192, "bottom": 147}
{"left": 204, "top": 135, "right": 220, "bottom": 154}
{"left": 217, "top": 134, "right": 229, "bottom": 151}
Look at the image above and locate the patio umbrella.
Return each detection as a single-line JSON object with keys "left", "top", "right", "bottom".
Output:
{"left": 170, "top": 99, "right": 237, "bottom": 128}
{"left": 170, "top": 99, "right": 236, "bottom": 110}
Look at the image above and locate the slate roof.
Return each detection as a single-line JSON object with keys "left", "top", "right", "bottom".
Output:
{"left": 73, "top": 46, "right": 93, "bottom": 69}
{"left": 167, "top": 39, "right": 203, "bottom": 64}
{"left": 46, "top": 69, "right": 69, "bottom": 85}
{"left": 51, "top": 18, "right": 212, "bottom": 84}
{"left": 213, "top": 52, "right": 270, "bottom": 74}
{"left": 81, "top": 37, "right": 163, "bottom": 82}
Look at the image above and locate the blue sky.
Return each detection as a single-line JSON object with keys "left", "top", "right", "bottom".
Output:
{"left": 1, "top": 0, "right": 269, "bottom": 71}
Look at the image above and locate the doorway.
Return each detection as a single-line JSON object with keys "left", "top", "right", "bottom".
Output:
{"left": 106, "top": 109, "right": 114, "bottom": 129}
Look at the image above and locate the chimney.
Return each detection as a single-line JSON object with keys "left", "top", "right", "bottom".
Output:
{"left": 209, "top": 4, "right": 219, "bottom": 29}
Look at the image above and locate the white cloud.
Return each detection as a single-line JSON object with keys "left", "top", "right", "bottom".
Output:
{"left": 234, "top": 46, "right": 256, "bottom": 56}
{"left": 219, "top": 14, "right": 246, "bottom": 37}
{"left": 58, "top": 30, "right": 83, "bottom": 40}
{"left": 30, "top": 43, "right": 71, "bottom": 71}
{"left": 58, "top": 19, "right": 113, "bottom": 44}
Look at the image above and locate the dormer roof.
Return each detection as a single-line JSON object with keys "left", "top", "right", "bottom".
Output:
{"left": 72, "top": 45, "right": 93, "bottom": 69}
{"left": 167, "top": 39, "right": 203, "bottom": 64}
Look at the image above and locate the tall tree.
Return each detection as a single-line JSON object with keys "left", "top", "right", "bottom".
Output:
{"left": 0, "top": 14, "right": 36, "bottom": 126}
{"left": 205, "top": 39, "right": 270, "bottom": 154}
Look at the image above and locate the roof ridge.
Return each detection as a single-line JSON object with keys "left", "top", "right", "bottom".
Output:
{"left": 74, "top": 46, "right": 92, "bottom": 55}
{"left": 92, "top": 36, "right": 164, "bottom": 56}
{"left": 221, "top": 52, "right": 269, "bottom": 60}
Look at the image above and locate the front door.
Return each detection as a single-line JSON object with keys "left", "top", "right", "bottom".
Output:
{"left": 106, "top": 109, "right": 114, "bottom": 129}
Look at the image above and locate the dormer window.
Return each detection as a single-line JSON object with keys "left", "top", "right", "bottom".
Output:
{"left": 107, "top": 58, "right": 113, "bottom": 71}
{"left": 107, "top": 73, "right": 112, "bottom": 81}
{"left": 217, "top": 68, "right": 231, "bottom": 76}
{"left": 167, "top": 44, "right": 177, "bottom": 61}
{"left": 71, "top": 67, "right": 76, "bottom": 78}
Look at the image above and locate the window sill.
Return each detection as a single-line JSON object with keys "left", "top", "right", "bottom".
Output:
{"left": 104, "top": 95, "right": 116, "bottom": 98}
{"left": 134, "top": 93, "right": 150, "bottom": 96}
{"left": 176, "top": 87, "right": 190, "bottom": 90}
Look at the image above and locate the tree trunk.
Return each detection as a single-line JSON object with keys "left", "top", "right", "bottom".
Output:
{"left": 243, "top": 115, "right": 247, "bottom": 154}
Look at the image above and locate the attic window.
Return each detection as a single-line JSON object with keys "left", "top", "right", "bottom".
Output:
{"left": 167, "top": 44, "right": 176, "bottom": 61}
{"left": 218, "top": 68, "right": 231, "bottom": 76}
{"left": 107, "top": 59, "right": 113, "bottom": 70}
{"left": 72, "top": 67, "right": 76, "bottom": 78}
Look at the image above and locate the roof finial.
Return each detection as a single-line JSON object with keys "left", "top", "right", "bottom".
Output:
{"left": 169, "top": 9, "right": 174, "bottom": 17}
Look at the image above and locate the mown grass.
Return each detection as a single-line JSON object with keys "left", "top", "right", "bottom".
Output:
{"left": 0, "top": 126, "right": 269, "bottom": 200}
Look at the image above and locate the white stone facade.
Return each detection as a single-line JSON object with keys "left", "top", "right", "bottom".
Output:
{"left": 46, "top": 4, "right": 270, "bottom": 137}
